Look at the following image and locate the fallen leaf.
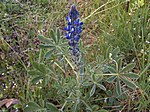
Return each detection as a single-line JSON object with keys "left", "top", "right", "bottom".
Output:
{"left": 0, "top": 99, "right": 8, "bottom": 108}
{"left": 0, "top": 98, "right": 20, "bottom": 108}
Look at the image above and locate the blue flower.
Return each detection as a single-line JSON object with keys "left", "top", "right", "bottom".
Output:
{"left": 64, "top": 4, "right": 83, "bottom": 64}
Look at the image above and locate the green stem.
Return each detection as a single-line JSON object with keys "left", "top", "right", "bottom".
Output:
{"left": 75, "top": 70, "right": 81, "bottom": 110}
{"left": 141, "top": 26, "right": 145, "bottom": 68}
{"left": 38, "top": 49, "right": 42, "bottom": 63}
{"left": 93, "top": 1, "right": 126, "bottom": 16}
{"left": 54, "top": 62, "right": 66, "bottom": 74}
{"left": 94, "top": 73, "right": 119, "bottom": 76}
{"left": 60, "top": 92, "right": 73, "bottom": 112}
{"left": 82, "top": 0, "right": 115, "bottom": 22}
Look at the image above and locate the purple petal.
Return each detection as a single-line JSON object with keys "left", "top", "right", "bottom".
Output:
{"left": 74, "top": 35, "right": 80, "bottom": 41}
{"left": 65, "top": 33, "right": 72, "bottom": 39}
{"left": 80, "top": 22, "right": 83, "bottom": 25}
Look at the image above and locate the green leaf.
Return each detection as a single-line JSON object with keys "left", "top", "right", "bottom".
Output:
{"left": 82, "top": 81, "right": 93, "bottom": 86}
{"left": 24, "top": 102, "right": 43, "bottom": 112}
{"left": 117, "top": 58, "right": 123, "bottom": 72}
{"left": 92, "top": 105, "right": 99, "bottom": 111}
{"left": 123, "top": 73, "right": 139, "bottom": 79}
{"left": 112, "top": 47, "right": 120, "bottom": 59}
{"left": 66, "top": 98, "right": 76, "bottom": 102}
{"left": 106, "top": 90, "right": 112, "bottom": 96}
{"left": 32, "top": 61, "right": 40, "bottom": 70}
{"left": 120, "top": 76, "right": 136, "bottom": 89}
{"left": 31, "top": 76, "right": 43, "bottom": 84}
{"left": 90, "top": 84, "right": 96, "bottom": 97}
{"left": 105, "top": 46, "right": 112, "bottom": 58}
{"left": 38, "top": 35, "right": 51, "bottom": 44}
{"left": 38, "top": 63, "right": 47, "bottom": 74}
{"left": 81, "top": 100, "right": 92, "bottom": 111}
{"left": 98, "top": 109, "right": 108, "bottom": 112}
{"left": 121, "top": 63, "right": 135, "bottom": 73}
{"left": 92, "top": 74, "right": 96, "bottom": 81}
{"left": 45, "top": 49, "right": 55, "bottom": 58}
{"left": 46, "top": 103, "right": 59, "bottom": 112}
{"left": 28, "top": 70, "right": 42, "bottom": 76}
{"left": 13, "top": 104, "right": 22, "bottom": 109}
{"left": 73, "top": 102, "right": 78, "bottom": 112}
{"left": 50, "top": 29, "right": 56, "bottom": 43}
{"left": 93, "top": 74, "right": 103, "bottom": 82}
{"left": 116, "top": 78, "right": 122, "bottom": 96}
{"left": 80, "top": 64, "right": 84, "bottom": 76}
{"left": 43, "top": 77, "right": 48, "bottom": 86}
{"left": 96, "top": 83, "right": 106, "bottom": 91}
{"left": 31, "top": 62, "right": 47, "bottom": 74}
{"left": 107, "top": 66, "right": 116, "bottom": 73}
{"left": 39, "top": 44, "right": 55, "bottom": 49}
{"left": 106, "top": 76, "right": 116, "bottom": 83}
{"left": 39, "top": 99, "right": 45, "bottom": 107}
{"left": 56, "top": 28, "right": 60, "bottom": 44}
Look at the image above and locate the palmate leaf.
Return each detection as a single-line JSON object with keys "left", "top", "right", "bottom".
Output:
{"left": 46, "top": 102, "right": 59, "bottom": 112}
{"left": 24, "top": 102, "right": 43, "bottom": 112}
{"left": 96, "top": 83, "right": 106, "bottom": 91}
{"left": 28, "top": 70, "right": 42, "bottom": 76}
{"left": 90, "top": 84, "right": 96, "bottom": 97}
{"left": 38, "top": 63, "right": 47, "bottom": 74}
{"left": 105, "top": 46, "right": 112, "bottom": 58}
{"left": 92, "top": 74, "right": 103, "bottom": 82}
{"left": 31, "top": 62, "right": 48, "bottom": 74}
{"left": 32, "top": 61, "right": 40, "bottom": 70}
{"left": 45, "top": 49, "right": 55, "bottom": 58}
{"left": 98, "top": 109, "right": 108, "bottom": 112}
{"left": 56, "top": 28, "right": 60, "bottom": 44}
{"left": 73, "top": 101, "right": 78, "bottom": 112}
{"left": 92, "top": 74, "right": 96, "bottom": 81}
{"left": 116, "top": 78, "right": 122, "bottom": 96}
{"left": 81, "top": 100, "right": 92, "bottom": 111}
{"left": 123, "top": 73, "right": 139, "bottom": 79}
{"left": 117, "top": 57, "right": 123, "bottom": 72}
{"left": 111, "top": 47, "right": 120, "bottom": 59}
{"left": 121, "top": 63, "right": 135, "bottom": 73}
{"left": 82, "top": 81, "right": 93, "bottom": 87}
{"left": 106, "top": 65, "right": 116, "bottom": 73}
{"left": 38, "top": 35, "right": 52, "bottom": 44}
{"left": 50, "top": 29, "right": 57, "bottom": 43}
{"left": 39, "top": 44, "right": 55, "bottom": 49}
{"left": 31, "top": 76, "right": 44, "bottom": 84}
{"left": 106, "top": 76, "right": 116, "bottom": 83}
{"left": 120, "top": 76, "right": 136, "bottom": 89}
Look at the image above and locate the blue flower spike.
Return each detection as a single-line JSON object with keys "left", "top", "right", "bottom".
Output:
{"left": 64, "top": 4, "right": 83, "bottom": 65}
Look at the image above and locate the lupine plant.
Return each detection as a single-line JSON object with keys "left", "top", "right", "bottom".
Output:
{"left": 0, "top": 0, "right": 149, "bottom": 111}
{"left": 1, "top": 1, "right": 148, "bottom": 111}
{"left": 23, "top": 3, "right": 144, "bottom": 112}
